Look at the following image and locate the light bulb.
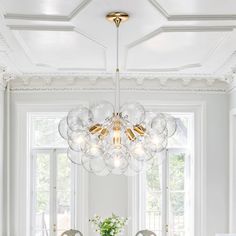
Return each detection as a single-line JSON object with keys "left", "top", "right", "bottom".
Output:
{"left": 113, "top": 119, "right": 121, "bottom": 146}
{"left": 90, "top": 145, "right": 100, "bottom": 155}
{"left": 105, "top": 145, "right": 129, "bottom": 174}
{"left": 74, "top": 135, "right": 86, "bottom": 144}
{"left": 133, "top": 143, "right": 145, "bottom": 155}
{"left": 152, "top": 136, "right": 160, "bottom": 145}
{"left": 114, "top": 155, "right": 121, "bottom": 167}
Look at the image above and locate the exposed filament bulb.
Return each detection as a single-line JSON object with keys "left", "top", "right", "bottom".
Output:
{"left": 113, "top": 117, "right": 121, "bottom": 146}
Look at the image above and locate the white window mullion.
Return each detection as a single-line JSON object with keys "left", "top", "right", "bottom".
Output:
{"left": 31, "top": 150, "right": 36, "bottom": 236}
{"left": 185, "top": 150, "right": 191, "bottom": 236}
{"left": 164, "top": 149, "right": 169, "bottom": 236}
{"left": 72, "top": 163, "right": 77, "bottom": 229}
{"left": 50, "top": 149, "right": 57, "bottom": 236}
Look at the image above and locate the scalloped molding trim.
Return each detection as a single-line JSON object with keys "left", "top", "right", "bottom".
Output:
{"left": 6, "top": 72, "right": 231, "bottom": 94}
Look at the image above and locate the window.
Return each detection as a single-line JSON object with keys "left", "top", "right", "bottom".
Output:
{"left": 131, "top": 112, "right": 194, "bottom": 236}
{"left": 30, "top": 115, "right": 78, "bottom": 236}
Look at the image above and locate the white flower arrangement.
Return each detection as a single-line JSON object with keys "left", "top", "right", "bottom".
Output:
{"left": 89, "top": 214, "right": 128, "bottom": 236}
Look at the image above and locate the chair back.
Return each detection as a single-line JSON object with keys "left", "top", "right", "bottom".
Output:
{"left": 61, "top": 229, "right": 83, "bottom": 236}
{"left": 135, "top": 230, "right": 157, "bottom": 236}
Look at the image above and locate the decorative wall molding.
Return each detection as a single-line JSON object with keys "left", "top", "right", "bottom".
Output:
{"left": 228, "top": 75, "right": 236, "bottom": 94}
{"left": 7, "top": 72, "right": 230, "bottom": 94}
{"left": 0, "top": 78, "right": 6, "bottom": 91}
{"left": 149, "top": 0, "right": 236, "bottom": 21}
{"left": 125, "top": 26, "right": 234, "bottom": 72}
{"left": 7, "top": 25, "right": 75, "bottom": 31}
{"left": 0, "top": 66, "right": 8, "bottom": 90}
{"left": 128, "top": 26, "right": 235, "bottom": 50}
{"left": 9, "top": 25, "right": 107, "bottom": 72}
{"left": 4, "top": 0, "right": 92, "bottom": 21}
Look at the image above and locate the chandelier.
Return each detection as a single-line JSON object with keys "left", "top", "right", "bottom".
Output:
{"left": 58, "top": 12, "right": 177, "bottom": 176}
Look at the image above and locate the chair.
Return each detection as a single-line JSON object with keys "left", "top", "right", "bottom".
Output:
{"left": 61, "top": 229, "right": 83, "bottom": 236}
{"left": 135, "top": 230, "right": 157, "bottom": 236}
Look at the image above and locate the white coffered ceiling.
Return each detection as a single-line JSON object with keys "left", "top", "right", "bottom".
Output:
{"left": 0, "top": 0, "right": 236, "bottom": 78}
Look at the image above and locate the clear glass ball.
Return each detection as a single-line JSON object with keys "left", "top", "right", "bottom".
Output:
{"left": 90, "top": 101, "right": 114, "bottom": 124}
{"left": 58, "top": 117, "right": 68, "bottom": 140}
{"left": 120, "top": 102, "right": 145, "bottom": 125}
{"left": 145, "top": 130, "right": 168, "bottom": 153}
{"left": 130, "top": 142, "right": 151, "bottom": 162}
{"left": 166, "top": 115, "right": 177, "bottom": 137}
{"left": 145, "top": 151, "right": 166, "bottom": 170}
{"left": 67, "top": 147, "right": 83, "bottom": 165}
{"left": 68, "top": 131, "right": 89, "bottom": 152}
{"left": 67, "top": 106, "right": 93, "bottom": 132}
{"left": 105, "top": 145, "right": 129, "bottom": 175}
{"left": 86, "top": 144, "right": 104, "bottom": 159}
{"left": 82, "top": 145, "right": 106, "bottom": 174}
{"left": 128, "top": 157, "right": 144, "bottom": 172}
{"left": 151, "top": 113, "right": 167, "bottom": 134}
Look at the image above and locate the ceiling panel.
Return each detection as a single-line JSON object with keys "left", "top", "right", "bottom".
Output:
{"left": 126, "top": 31, "right": 225, "bottom": 72}
{"left": 0, "top": 0, "right": 236, "bottom": 76}
{"left": 72, "top": 0, "right": 166, "bottom": 46}
{"left": 154, "top": 0, "right": 236, "bottom": 15}
{"left": 2, "top": 0, "right": 83, "bottom": 16}
{"left": 17, "top": 30, "right": 106, "bottom": 70}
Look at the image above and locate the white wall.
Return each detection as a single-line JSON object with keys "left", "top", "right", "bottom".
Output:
{"left": 8, "top": 90, "right": 229, "bottom": 236}
{"left": 0, "top": 89, "right": 4, "bottom": 235}
{"left": 229, "top": 91, "right": 236, "bottom": 110}
{"left": 229, "top": 90, "right": 236, "bottom": 233}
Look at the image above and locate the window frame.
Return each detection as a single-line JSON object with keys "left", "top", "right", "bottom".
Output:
{"left": 138, "top": 137, "right": 192, "bottom": 236}
{"left": 29, "top": 112, "right": 89, "bottom": 236}
{"left": 13, "top": 103, "right": 89, "bottom": 236}
{"left": 128, "top": 101, "right": 206, "bottom": 236}
{"left": 31, "top": 147, "right": 78, "bottom": 236}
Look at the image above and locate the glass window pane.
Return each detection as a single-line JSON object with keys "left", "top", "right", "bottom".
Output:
{"left": 146, "top": 192, "right": 162, "bottom": 231}
{"left": 33, "top": 153, "right": 50, "bottom": 233}
{"left": 168, "top": 152, "right": 186, "bottom": 236}
{"left": 35, "top": 153, "right": 50, "bottom": 191}
{"left": 145, "top": 164, "right": 162, "bottom": 233}
{"left": 169, "top": 192, "right": 185, "bottom": 235}
{"left": 57, "top": 191, "right": 71, "bottom": 231}
{"left": 57, "top": 153, "right": 72, "bottom": 231}
{"left": 57, "top": 153, "right": 71, "bottom": 191}
{"left": 33, "top": 229, "right": 50, "bottom": 236}
{"left": 168, "top": 116, "right": 189, "bottom": 148}
{"left": 169, "top": 153, "right": 186, "bottom": 191}
{"left": 32, "top": 117, "right": 67, "bottom": 148}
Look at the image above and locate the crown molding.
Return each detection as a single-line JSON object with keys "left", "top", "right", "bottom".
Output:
{"left": 7, "top": 72, "right": 230, "bottom": 94}
{"left": 227, "top": 75, "right": 236, "bottom": 94}
{"left": 0, "top": 78, "right": 6, "bottom": 91}
{"left": 0, "top": 73, "right": 7, "bottom": 91}
{"left": 0, "top": 67, "right": 7, "bottom": 91}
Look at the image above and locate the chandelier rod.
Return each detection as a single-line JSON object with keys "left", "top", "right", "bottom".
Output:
{"left": 115, "top": 17, "right": 120, "bottom": 114}
{"left": 106, "top": 12, "right": 129, "bottom": 113}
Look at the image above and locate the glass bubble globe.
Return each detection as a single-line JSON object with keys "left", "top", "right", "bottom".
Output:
{"left": 166, "top": 115, "right": 177, "bottom": 137}
{"left": 151, "top": 113, "right": 167, "bottom": 134}
{"left": 67, "top": 106, "right": 93, "bottom": 132}
{"left": 91, "top": 101, "right": 114, "bottom": 124}
{"left": 120, "top": 102, "right": 145, "bottom": 125}
{"left": 67, "top": 147, "right": 84, "bottom": 165}
{"left": 68, "top": 131, "right": 89, "bottom": 152}
{"left": 105, "top": 145, "right": 129, "bottom": 175}
{"left": 58, "top": 117, "right": 68, "bottom": 140}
